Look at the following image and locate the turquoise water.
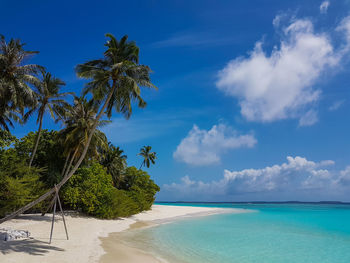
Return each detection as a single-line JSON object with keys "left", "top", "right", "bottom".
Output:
{"left": 125, "top": 203, "right": 350, "bottom": 263}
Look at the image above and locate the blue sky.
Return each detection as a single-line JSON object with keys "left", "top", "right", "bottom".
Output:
{"left": 2, "top": 0, "right": 350, "bottom": 201}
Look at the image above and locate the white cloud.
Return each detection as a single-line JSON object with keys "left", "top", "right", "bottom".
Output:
{"left": 272, "top": 14, "right": 284, "bottom": 28}
{"left": 336, "top": 16, "right": 350, "bottom": 53}
{"left": 320, "top": 1, "right": 330, "bottom": 14}
{"left": 223, "top": 156, "right": 334, "bottom": 193}
{"left": 336, "top": 166, "right": 350, "bottom": 186}
{"left": 299, "top": 109, "right": 318, "bottom": 126}
{"left": 216, "top": 16, "right": 350, "bottom": 126}
{"left": 329, "top": 100, "right": 345, "bottom": 111}
{"left": 161, "top": 156, "right": 350, "bottom": 201}
{"left": 173, "top": 124, "right": 257, "bottom": 166}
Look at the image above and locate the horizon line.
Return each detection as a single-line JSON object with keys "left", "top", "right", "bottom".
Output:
{"left": 156, "top": 201, "right": 350, "bottom": 205}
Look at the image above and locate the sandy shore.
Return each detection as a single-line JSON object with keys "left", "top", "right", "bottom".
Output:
{"left": 0, "top": 205, "right": 246, "bottom": 263}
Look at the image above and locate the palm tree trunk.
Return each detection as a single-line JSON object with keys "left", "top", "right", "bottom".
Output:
{"left": 0, "top": 83, "right": 117, "bottom": 224}
{"left": 64, "top": 146, "right": 79, "bottom": 178}
{"left": 29, "top": 115, "right": 43, "bottom": 167}
{"left": 41, "top": 194, "right": 57, "bottom": 216}
{"left": 60, "top": 151, "right": 71, "bottom": 179}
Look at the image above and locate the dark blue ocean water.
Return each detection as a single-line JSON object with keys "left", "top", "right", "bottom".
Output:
{"left": 125, "top": 203, "right": 350, "bottom": 263}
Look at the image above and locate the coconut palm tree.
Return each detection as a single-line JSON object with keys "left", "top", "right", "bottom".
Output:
{"left": 138, "top": 145, "right": 156, "bottom": 169}
{"left": 42, "top": 96, "right": 109, "bottom": 215}
{"left": 58, "top": 96, "right": 108, "bottom": 177}
{"left": 0, "top": 33, "right": 157, "bottom": 224}
{"left": 41, "top": 96, "right": 108, "bottom": 216}
{"left": 60, "top": 32, "right": 156, "bottom": 181}
{"left": 0, "top": 106, "right": 22, "bottom": 131}
{"left": 27, "top": 70, "right": 71, "bottom": 167}
{"left": 100, "top": 143, "right": 127, "bottom": 187}
{"left": 0, "top": 35, "right": 41, "bottom": 121}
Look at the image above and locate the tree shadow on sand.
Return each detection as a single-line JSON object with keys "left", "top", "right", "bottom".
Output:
{"left": 12, "top": 214, "right": 57, "bottom": 223}
{"left": 0, "top": 239, "right": 64, "bottom": 256}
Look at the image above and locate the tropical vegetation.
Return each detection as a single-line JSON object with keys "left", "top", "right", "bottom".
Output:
{"left": 138, "top": 145, "right": 157, "bottom": 169}
{"left": 0, "top": 34, "right": 159, "bottom": 221}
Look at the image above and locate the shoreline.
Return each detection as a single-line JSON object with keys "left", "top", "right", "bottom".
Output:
{"left": 99, "top": 205, "right": 246, "bottom": 263}
{"left": 0, "top": 205, "right": 247, "bottom": 263}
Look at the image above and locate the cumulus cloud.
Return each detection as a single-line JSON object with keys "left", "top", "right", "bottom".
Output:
{"left": 161, "top": 156, "right": 350, "bottom": 201}
{"left": 223, "top": 156, "right": 335, "bottom": 193}
{"left": 173, "top": 124, "right": 257, "bottom": 166}
{"left": 337, "top": 166, "right": 350, "bottom": 186}
{"left": 216, "top": 15, "right": 350, "bottom": 126}
{"left": 320, "top": 1, "right": 330, "bottom": 14}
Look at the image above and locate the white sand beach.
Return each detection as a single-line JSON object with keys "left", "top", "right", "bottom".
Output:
{"left": 0, "top": 205, "right": 245, "bottom": 263}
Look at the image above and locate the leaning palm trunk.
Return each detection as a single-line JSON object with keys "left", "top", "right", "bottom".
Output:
{"left": 0, "top": 85, "right": 116, "bottom": 224}
{"left": 29, "top": 116, "right": 43, "bottom": 167}
{"left": 60, "top": 151, "right": 71, "bottom": 179}
{"left": 64, "top": 146, "right": 79, "bottom": 178}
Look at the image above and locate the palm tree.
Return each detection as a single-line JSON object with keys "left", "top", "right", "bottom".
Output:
{"left": 27, "top": 70, "right": 71, "bottom": 167}
{"left": 41, "top": 97, "right": 108, "bottom": 216}
{"left": 0, "top": 106, "right": 22, "bottom": 131}
{"left": 66, "top": 32, "right": 156, "bottom": 177}
{"left": 58, "top": 96, "right": 108, "bottom": 177}
{"left": 100, "top": 143, "right": 127, "bottom": 187}
{"left": 0, "top": 35, "right": 41, "bottom": 122}
{"left": 138, "top": 145, "right": 156, "bottom": 169}
{"left": 0, "top": 33, "right": 157, "bottom": 224}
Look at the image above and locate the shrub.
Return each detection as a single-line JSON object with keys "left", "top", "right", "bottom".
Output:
{"left": 14, "top": 130, "right": 65, "bottom": 187}
{"left": 0, "top": 150, "right": 47, "bottom": 217}
{"left": 0, "top": 130, "right": 160, "bottom": 220}
{"left": 63, "top": 162, "right": 140, "bottom": 218}
{"left": 0, "top": 130, "right": 17, "bottom": 149}
{"left": 122, "top": 167, "right": 160, "bottom": 212}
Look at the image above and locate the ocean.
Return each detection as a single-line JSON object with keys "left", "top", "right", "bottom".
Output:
{"left": 120, "top": 203, "right": 350, "bottom": 263}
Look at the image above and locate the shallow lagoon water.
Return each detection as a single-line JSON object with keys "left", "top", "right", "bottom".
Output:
{"left": 121, "top": 203, "right": 350, "bottom": 263}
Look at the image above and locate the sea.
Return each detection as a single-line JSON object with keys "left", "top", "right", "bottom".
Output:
{"left": 119, "top": 202, "right": 350, "bottom": 263}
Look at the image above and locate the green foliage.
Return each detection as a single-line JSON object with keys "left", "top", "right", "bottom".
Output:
{"left": 100, "top": 143, "right": 127, "bottom": 187}
{"left": 26, "top": 69, "right": 71, "bottom": 166}
{"left": 122, "top": 167, "right": 160, "bottom": 212}
{"left": 0, "top": 129, "right": 160, "bottom": 220}
{"left": 0, "top": 149, "right": 47, "bottom": 217}
{"left": 0, "top": 130, "right": 17, "bottom": 149}
{"left": 76, "top": 34, "right": 157, "bottom": 120}
{"left": 138, "top": 145, "right": 156, "bottom": 169}
{"left": 0, "top": 35, "right": 42, "bottom": 130}
{"left": 0, "top": 34, "right": 159, "bottom": 221}
{"left": 63, "top": 162, "right": 140, "bottom": 218}
{"left": 58, "top": 96, "right": 109, "bottom": 165}
{"left": 15, "top": 130, "right": 65, "bottom": 186}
